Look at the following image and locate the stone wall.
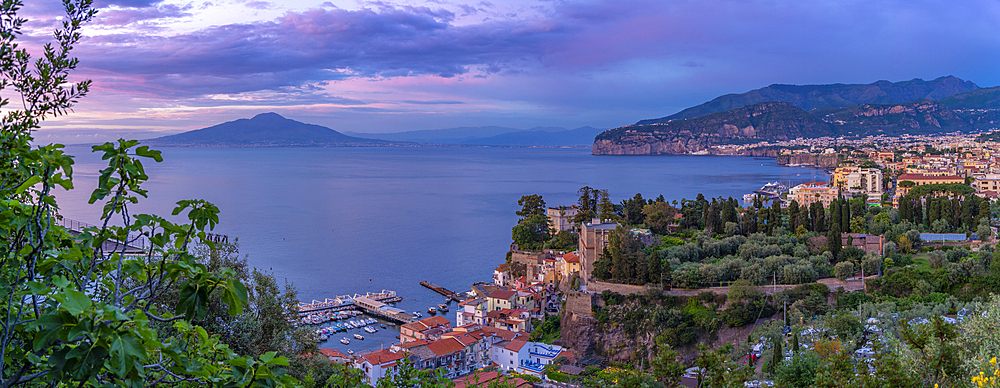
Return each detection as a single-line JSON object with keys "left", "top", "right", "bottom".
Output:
{"left": 587, "top": 280, "right": 648, "bottom": 296}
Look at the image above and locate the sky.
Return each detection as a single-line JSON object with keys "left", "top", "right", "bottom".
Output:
{"left": 19, "top": 0, "right": 1000, "bottom": 143}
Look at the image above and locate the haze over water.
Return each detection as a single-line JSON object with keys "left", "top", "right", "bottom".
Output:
{"left": 54, "top": 146, "right": 828, "bottom": 352}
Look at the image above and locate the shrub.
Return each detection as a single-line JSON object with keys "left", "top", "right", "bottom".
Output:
{"left": 835, "top": 262, "right": 855, "bottom": 280}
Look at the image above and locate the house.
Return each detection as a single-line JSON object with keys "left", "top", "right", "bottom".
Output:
{"left": 485, "top": 309, "right": 532, "bottom": 332}
{"left": 318, "top": 348, "right": 351, "bottom": 364}
{"left": 490, "top": 339, "right": 568, "bottom": 377}
{"left": 974, "top": 174, "right": 1000, "bottom": 195}
{"left": 455, "top": 298, "right": 489, "bottom": 326}
{"left": 405, "top": 337, "right": 471, "bottom": 379}
{"left": 486, "top": 289, "right": 516, "bottom": 311}
{"left": 493, "top": 264, "right": 510, "bottom": 287}
{"left": 558, "top": 252, "right": 581, "bottom": 278}
{"left": 353, "top": 348, "right": 408, "bottom": 386}
{"left": 400, "top": 316, "right": 451, "bottom": 343}
{"left": 841, "top": 233, "right": 885, "bottom": 256}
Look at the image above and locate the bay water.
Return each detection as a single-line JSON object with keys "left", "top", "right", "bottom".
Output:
{"left": 55, "top": 145, "right": 828, "bottom": 353}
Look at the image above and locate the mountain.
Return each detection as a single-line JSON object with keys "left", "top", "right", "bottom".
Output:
{"left": 143, "top": 113, "right": 389, "bottom": 147}
{"left": 594, "top": 85, "right": 1000, "bottom": 155}
{"left": 460, "top": 126, "right": 604, "bottom": 146}
{"left": 346, "top": 126, "right": 602, "bottom": 146}
{"left": 594, "top": 102, "right": 834, "bottom": 155}
{"left": 638, "top": 76, "right": 979, "bottom": 124}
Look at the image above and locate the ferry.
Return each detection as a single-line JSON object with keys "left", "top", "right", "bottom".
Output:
{"left": 742, "top": 181, "right": 789, "bottom": 206}
{"left": 340, "top": 338, "right": 350, "bottom": 345}
{"left": 437, "top": 303, "right": 449, "bottom": 312}
{"left": 354, "top": 333, "right": 365, "bottom": 340}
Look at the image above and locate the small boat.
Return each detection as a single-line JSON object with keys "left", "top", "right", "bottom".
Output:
{"left": 428, "top": 307, "right": 437, "bottom": 314}
{"left": 413, "top": 312, "right": 422, "bottom": 318}
{"left": 354, "top": 333, "right": 364, "bottom": 340}
{"left": 380, "top": 324, "right": 387, "bottom": 329}
{"left": 364, "top": 326, "right": 377, "bottom": 334}
{"left": 437, "top": 303, "right": 449, "bottom": 312}
{"left": 340, "top": 338, "right": 350, "bottom": 345}
{"left": 347, "top": 350, "right": 353, "bottom": 355}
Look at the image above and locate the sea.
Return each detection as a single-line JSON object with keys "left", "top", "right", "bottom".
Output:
{"left": 54, "top": 145, "right": 829, "bottom": 353}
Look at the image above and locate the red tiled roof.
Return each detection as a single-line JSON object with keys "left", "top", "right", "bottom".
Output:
{"left": 898, "top": 173, "right": 964, "bottom": 181}
{"left": 453, "top": 371, "right": 532, "bottom": 388}
{"left": 504, "top": 339, "right": 527, "bottom": 352}
{"left": 426, "top": 338, "right": 467, "bottom": 356}
{"left": 361, "top": 349, "right": 406, "bottom": 366}
{"left": 487, "top": 289, "right": 516, "bottom": 300}
{"left": 562, "top": 252, "right": 579, "bottom": 263}
{"left": 318, "top": 348, "right": 349, "bottom": 360}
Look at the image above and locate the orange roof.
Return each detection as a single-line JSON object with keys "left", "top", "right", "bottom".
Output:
{"left": 318, "top": 348, "right": 349, "bottom": 360}
{"left": 562, "top": 252, "right": 579, "bottom": 263}
{"left": 453, "top": 371, "right": 532, "bottom": 388}
{"left": 426, "top": 338, "right": 467, "bottom": 356}
{"left": 487, "top": 289, "right": 516, "bottom": 300}
{"left": 504, "top": 339, "right": 527, "bottom": 352}
{"left": 361, "top": 349, "right": 406, "bottom": 366}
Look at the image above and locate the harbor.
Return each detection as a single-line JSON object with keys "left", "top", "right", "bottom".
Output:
{"left": 297, "top": 290, "right": 410, "bottom": 323}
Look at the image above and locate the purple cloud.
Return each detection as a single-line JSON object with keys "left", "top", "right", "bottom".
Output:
{"left": 95, "top": 4, "right": 192, "bottom": 26}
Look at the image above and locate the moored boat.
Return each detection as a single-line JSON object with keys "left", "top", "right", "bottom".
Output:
{"left": 354, "top": 333, "right": 364, "bottom": 340}
{"left": 340, "top": 338, "right": 350, "bottom": 345}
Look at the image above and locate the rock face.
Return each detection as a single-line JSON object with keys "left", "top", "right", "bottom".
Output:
{"left": 593, "top": 102, "right": 833, "bottom": 155}
{"left": 639, "top": 76, "right": 979, "bottom": 123}
{"left": 560, "top": 312, "right": 599, "bottom": 358}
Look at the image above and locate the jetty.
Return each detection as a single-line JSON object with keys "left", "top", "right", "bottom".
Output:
{"left": 297, "top": 290, "right": 412, "bottom": 323}
{"left": 420, "top": 281, "right": 463, "bottom": 302}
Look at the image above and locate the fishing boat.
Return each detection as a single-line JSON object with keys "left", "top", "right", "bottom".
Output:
{"left": 340, "top": 338, "right": 350, "bottom": 345}
{"left": 437, "top": 303, "right": 449, "bottom": 312}
{"left": 354, "top": 333, "right": 364, "bottom": 340}
{"left": 427, "top": 307, "right": 437, "bottom": 314}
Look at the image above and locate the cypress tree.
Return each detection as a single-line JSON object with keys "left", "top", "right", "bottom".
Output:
{"left": 648, "top": 249, "right": 661, "bottom": 285}
{"left": 792, "top": 332, "right": 800, "bottom": 354}
{"left": 769, "top": 338, "right": 783, "bottom": 376}
{"left": 914, "top": 198, "right": 924, "bottom": 225}
{"left": 963, "top": 198, "right": 974, "bottom": 229}
{"left": 828, "top": 223, "right": 842, "bottom": 258}
{"left": 830, "top": 200, "right": 841, "bottom": 233}
{"left": 981, "top": 200, "right": 992, "bottom": 224}
{"left": 841, "top": 203, "right": 850, "bottom": 233}
{"left": 816, "top": 203, "right": 827, "bottom": 233}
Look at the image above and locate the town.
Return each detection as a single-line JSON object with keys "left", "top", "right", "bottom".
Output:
{"left": 299, "top": 130, "right": 1000, "bottom": 387}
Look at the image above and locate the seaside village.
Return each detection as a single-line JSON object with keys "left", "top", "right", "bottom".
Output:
{"left": 310, "top": 133, "right": 1000, "bottom": 387}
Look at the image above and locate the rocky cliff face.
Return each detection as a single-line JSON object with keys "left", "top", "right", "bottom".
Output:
{"left": 593, "top": 102, "right": 833, "bottom": 155}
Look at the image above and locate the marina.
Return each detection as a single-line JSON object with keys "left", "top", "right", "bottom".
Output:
{"left": 297, "top": 290, "right": 411, "bottom": 323}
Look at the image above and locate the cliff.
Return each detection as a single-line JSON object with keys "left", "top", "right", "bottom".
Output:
{"left": 592, "top": 102, "right": 833, "bottom": 155}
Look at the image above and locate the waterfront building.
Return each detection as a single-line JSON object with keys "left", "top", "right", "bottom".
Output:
{"left": 557, "top": 252, "right": 581, "bottom": 279}
{"left": 493, "top": 264, "right": 509, "bottom": 287}
{"left": 490, "top": 339, "right": 569, "bottom": 377}
{"left": 546, "top": 206, "right": 578, "bottom": 233}
{"left": 400, "top": 316, "right": 451, "bottom": 343}
{"left": 833, "top": 167, "right": 883, "bottom": 196}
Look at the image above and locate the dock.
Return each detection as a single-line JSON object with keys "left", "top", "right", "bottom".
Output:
{"left": 297, "top": 290, "right": 410, "bottom": 322}
{"left": 420, "top": 281, "right": 463, "bottom": 302}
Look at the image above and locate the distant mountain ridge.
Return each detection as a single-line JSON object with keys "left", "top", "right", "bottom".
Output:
{"left": 638, "top": 76, "right": 979, "bottom": 124}
{"left": 144, "top": 113, "right": 390, "bottom": 147}
{"left": 346, "top": 126, "right": 603, "bottom": 146}
{"left": 594, "top": 80, "right": 1000, "bottom": 156}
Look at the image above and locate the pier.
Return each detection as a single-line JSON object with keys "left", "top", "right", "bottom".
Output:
{"left": 297, "top": 290, "right": 410, "bottom": 322}
{"left": 420, "top": 281, "right": 463, "bottom": 302}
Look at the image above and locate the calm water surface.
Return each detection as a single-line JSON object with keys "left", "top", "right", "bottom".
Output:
{"left": 55, "top": 146, "right": 828, "bottom": 352}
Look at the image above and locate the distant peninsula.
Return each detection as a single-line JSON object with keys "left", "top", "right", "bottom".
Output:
{"left": 594, "top": 76, "right": 1000, "bottom": 155}
{"left": 143, "top": 113, "right": 393, "bottom": 147}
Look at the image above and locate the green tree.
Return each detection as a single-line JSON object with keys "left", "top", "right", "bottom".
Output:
{"left": 648, "top": 249, "right": 661, "bottom": 285}
{"left": 0, "top": 2, "right": 294, "bottom": 386}
{"left": 643, "top": 201, "right": 678, "bottom": 234}
{"left": 516, "top": 194, "right": 546, "bottom": 218}
{"left": 827, "top": 223, "right": 842, "bottom": 258}
{"left": 650, "top": 345, "right": 684, "bottom": 387}
{"left": 375, "top": 358, "right": 453, "bottom": 388}
{"left": 776, "top": 352, "right": 820, "bottom": 388}
{"left": 512, "top": 214, "right": 550, "bottom": 250}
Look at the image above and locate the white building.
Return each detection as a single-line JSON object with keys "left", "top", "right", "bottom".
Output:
{"left": 546, "top": 206, "right": 578, "bottom": 233}
{"left": 490, "top": 339, "right": 568, "bottom": 377}
{"left": 353, "top": 349, "right": 408, "bottom": 386}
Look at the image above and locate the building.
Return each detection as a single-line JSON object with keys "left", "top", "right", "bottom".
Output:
{"left": 486, "top": 289, "right": 516, "bottom": 311}
{"left": 834, "top": 167, "right": 883, "bottom": 196}
{"left": 578, "top": 219, "right": 619, "bottom": 289}
{"left": 490, "top": 339, "right": 569, "bottom": 377}
{"left": 557, "top": 252, "right": 581, "bottom": 278}
{"left": 546, "top": 206, "right": 578, "bottom": 233}
{"left": 840, "top": 233, "right": 886, "bottom": 256}
{"left": 788, "top": 182, "right": 839, "bottom": 208}
{"left": 404, "top": 337, "right": 470, "bottom": 379}
{"left": 895, "top": 174, "right": 965, "bottom": 197}
{"left": 354, "top": 348, "right": 408, "bottom": 386}
{"left": 974, "top": 174, "right": 1000, "bottom": 195}
{"left": 400, "top": 316, "right": 451, "bottom": 343}
{"left": 318, "top": 348, "right": 351, "bottom": 364}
